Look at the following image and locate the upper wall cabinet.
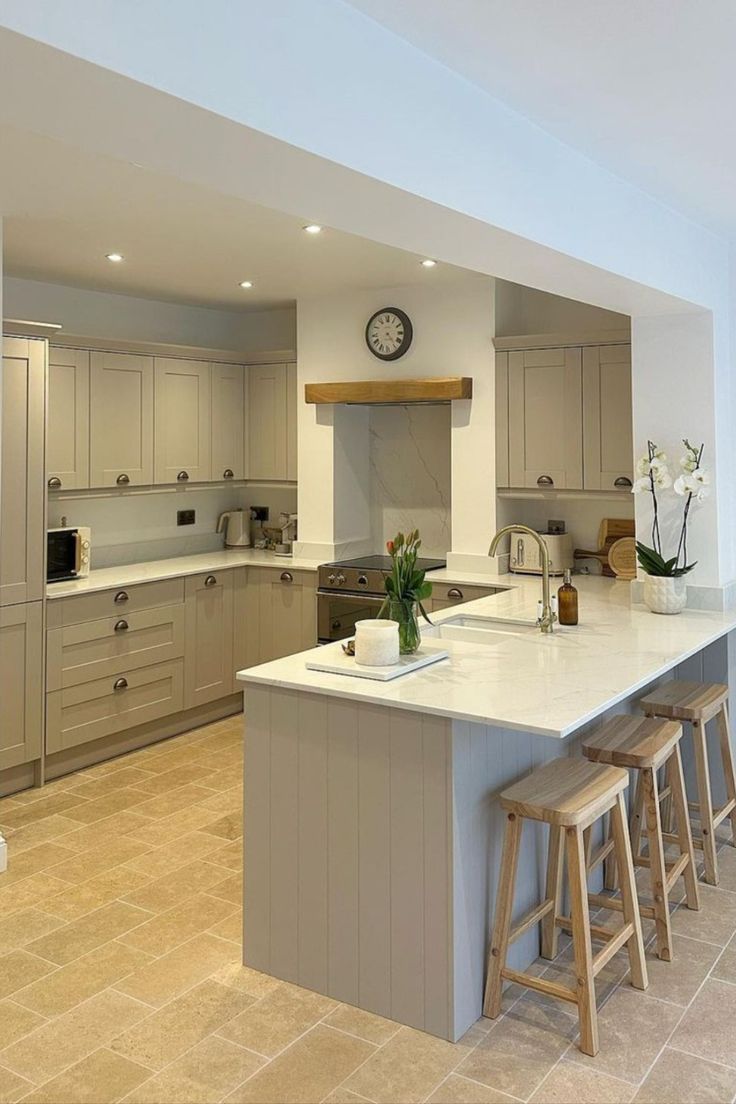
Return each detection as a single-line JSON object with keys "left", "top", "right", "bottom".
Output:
{"left": 508, "top": 346, "right": 583, "bottom": 490}
{"left": 212, "top": 363, "right": 246, "bottom": 481}
{"left": 248, "top": 362, "right": 297, "bottom": 481}
{"left": 154, "top": 358, "right": 211, "bottom": 484}
{"left": 90, "top": 352, "right": 154, "bottom": 487}
{"left": 47, "top": 347, "right": 90, "bottom": 491}
{"left": 582, "top": 345, "right": 633, "bottom": 491}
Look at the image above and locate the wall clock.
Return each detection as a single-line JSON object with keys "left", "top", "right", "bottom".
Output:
{"left": 365, "top": 307, "right": 413, "bottom": 361}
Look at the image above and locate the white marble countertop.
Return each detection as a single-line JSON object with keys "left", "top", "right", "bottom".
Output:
{"left": 46, "top": 548, "right": 322, "bottom": 598}
{"left": 238, "top": 573, "right": 736, "bottom": 738}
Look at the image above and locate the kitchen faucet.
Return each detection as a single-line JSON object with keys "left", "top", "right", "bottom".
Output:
{"left": 488, "top": 524, "right": 557, "bottom": 633}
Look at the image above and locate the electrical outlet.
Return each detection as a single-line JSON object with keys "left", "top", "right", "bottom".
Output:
{"left": 251, "top": 506, "right": 269, "bottom": 521}
{"left": 177, "top": 509, "right": 196, "bottom": 526}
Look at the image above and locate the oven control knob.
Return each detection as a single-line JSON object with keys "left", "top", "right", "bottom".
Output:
{"left": 336, "top": 573, "right": 346, "bottom": 586}
{"left": 328, "top": 573, "right": 337, "bottom": 585}
{"left": 357, "top": 575, "right": 368, "bottom": 587}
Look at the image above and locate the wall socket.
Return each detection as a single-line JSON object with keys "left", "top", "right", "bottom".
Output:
{"left": 177, "top": 509, "right": 196, "bottom": 526}
{"left": 251, "top": 506, "right": 269, "bottom": 521}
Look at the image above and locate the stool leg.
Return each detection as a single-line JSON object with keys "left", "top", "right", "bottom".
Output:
{"left": 541, "top": 824, "right": 564, "bottom": 960}
{"left": 484, "top": 812, "right": 522, "bottom": 1019}
{"left": 629, "top": 774, "right": 645, "bottom": 861}
{"left": 668, "top": 744, "right": 700, "bottom": 911}
{"left": 641, "top": 767, "right": 672, "bottom": 961}
{"left": 566, "top": 825, "right": 598, "bottom": 1057}
{"left": 610, "top": 791, "right": 648, "bottom": 991}
{"left": 692, "top": 719, "right": 719, "bottom": 885}
{"left": 603, "top": 808, "right": 617, "bottom": 891}
{"left": 716, "top": 702, "right": 736, "bottom": 847}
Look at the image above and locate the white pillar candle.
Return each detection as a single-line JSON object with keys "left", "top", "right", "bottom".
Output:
{"left": 354, "top": 619, "right": 400, "bottom": 666}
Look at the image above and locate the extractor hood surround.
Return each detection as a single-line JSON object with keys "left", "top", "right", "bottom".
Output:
{"left": 304, "top": 376, "right": 472, "bottom": 405}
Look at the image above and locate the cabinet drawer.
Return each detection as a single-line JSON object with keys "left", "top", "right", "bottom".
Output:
{"left": 47, "top": 604, "right": 186, "bottom": 691}
{"left": 429, "top": 582, "right": 499, "bottom": 611}
{"left": 46, "top": 659, "right": 184, "bottom": 754}
{"left": 48, "top": 578, "right": 185, "bottom": 627}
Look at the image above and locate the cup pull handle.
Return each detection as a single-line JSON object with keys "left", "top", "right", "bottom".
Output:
{"left": 113, "top": 677, "right": 128, "bottom": 691}
{"left": 114, "top": 619, "right": 129, "bottom": 633}
{"left": 204, "top": 575, "right": 217, "bottom": 587}
{"left": 116, "top": 473, "right": 130, "bottom": 485}
{"left": 114, "top": 591, "right": 129, "bottom": 604}
{"left": 223, "top": 468, "right": 234, "bottom": 479}
{"left": 447, "top": 588, "right": 463, "bottom": 599}
{"left": 280, "top": 572, "right": 294, "bottom": 583}
{"left": 614, "top": 476, "right": 633, "bottom": 488}
{"left": 537, "top": 475, "right": 554, "bottom": 486}
{"left": 48, "top": 476, "right": 62, "bottom": 489}
{"left": 177, "top": 470, "right": 189, "bottom": 482}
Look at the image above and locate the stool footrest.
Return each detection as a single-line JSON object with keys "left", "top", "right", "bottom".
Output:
{"left": 556, "top": 913, "right": 626, "bottom": 943}
{"left": 508, "top": 899, "right": 554, "bottom": 945}
{"left": 592, "top": 922, "right": 634, "bottom": 976}
{"left": 713, "top": 798, "right": 736, "bottom": 828}
{"left": 587, "top": 839, "right": 615, "bottom": 874}
{"left": 501, "top": 966, "right": 577, "bottom": 1006}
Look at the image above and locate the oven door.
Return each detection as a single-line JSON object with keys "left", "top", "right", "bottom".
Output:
{"left": 318, "top": 591, "right": 386, "bottom": 643}
{"left": 47, "top": 528, "right": 81, "bottom": 583}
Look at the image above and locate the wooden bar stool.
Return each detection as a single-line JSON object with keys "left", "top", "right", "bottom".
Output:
{"left": 582, "top": 715, "right": 700, "bottom": 961}
{"left": 640, "top": 681, "right": 736, "bottom": 885}
{"left": 483, "top": 757, "right": 648, "bottom": 1057}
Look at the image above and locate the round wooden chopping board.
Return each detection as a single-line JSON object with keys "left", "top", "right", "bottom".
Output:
{"left": 608, "top": 537, "right": 637, "bottom": 580}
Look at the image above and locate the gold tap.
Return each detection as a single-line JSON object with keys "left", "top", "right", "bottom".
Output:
{"left": 488, "top": 524, "right": 557, "bottom": 634}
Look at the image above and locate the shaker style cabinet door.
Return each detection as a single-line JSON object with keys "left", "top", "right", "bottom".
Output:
{"left": 508, "top": 346, "right": 583, "bottom": 489}
{"left": 47, "top": 346, "right": 90, "bottom": 491}
{"left": 184, "top": 570, "right": 235, "bottom": 708}
{"left": 0, "top": 602, "right": 43, "bottom": 769}
{"left": 248, "top": 363, "right": 297, "bottom": 481}
{"left": 256, "top": 568, "right": 317, "bottom": 662}
{"left": 89, "top": 352, "right": 154, "bottom": 487}
{"left": 154, "top": 358, "right": 211, "bottom": 484}
{"left": 582, "top": 344, "right": 633, "bottom": 491}
{"left": 211, "top": 363, "right": 245, "bottom": 481}
{"left": 495, "top": 350, "right": 509, "bottom": 488}
{"left": 1, "top": 337, "right": 46, "bottom": 606}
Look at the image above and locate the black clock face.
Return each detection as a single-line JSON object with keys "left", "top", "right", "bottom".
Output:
{"left": 365, "top": 307, "right": 413, "bottom": 361}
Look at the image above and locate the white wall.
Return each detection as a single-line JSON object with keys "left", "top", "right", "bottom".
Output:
{"left": 4, "top": 276, "right": 296, "bottom": 356}
{"left": 495, "top": 281, "right": 630, "bottom": 337}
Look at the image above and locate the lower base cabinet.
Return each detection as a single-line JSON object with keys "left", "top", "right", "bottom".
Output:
{"left": 427, "top": 582, "right": 500, "bottom": 613}
{"left": 184, "top": 571, "right": 235, "bottom": 708}
{"left": 254, "top": 567, "right": 317, "bottom": 663}
{"left": 0, "top": 601, "right": 43, "bottom": 770}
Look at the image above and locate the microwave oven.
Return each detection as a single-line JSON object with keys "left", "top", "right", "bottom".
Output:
{"left": 47, "top": 526, "right": 91, "bottom": 583}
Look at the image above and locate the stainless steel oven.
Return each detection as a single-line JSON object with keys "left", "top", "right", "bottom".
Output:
{"left": 318, "top": 591, "right": 385, "bottom": 643}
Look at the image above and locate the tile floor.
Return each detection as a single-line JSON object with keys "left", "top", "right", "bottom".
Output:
{"left": 2, "top": 718, "right": 736, "bottom": 1102}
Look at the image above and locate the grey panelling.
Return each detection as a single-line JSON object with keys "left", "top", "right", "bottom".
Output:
{"left": 297, "top": 693, "right": 329, "bottom": 994}
{"left": 269, "top": 688, "right": 299, "bottom": 982}
{"left": 327, "top": 700, "right": 360, "bottom": 1004}
{"left": 357, "top": 704, "right": 392, "bottom": 1017}
{"left": 243, "top": 686, "right": 271, "bottom": 973}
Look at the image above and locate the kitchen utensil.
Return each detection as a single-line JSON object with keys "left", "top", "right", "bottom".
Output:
{"left": 608, "top": 536, "right": 637, "bottom": 579}
{"left": 574, "top": 517, "right": 635, "bottom": 576}
{"left": 216, "top": 509, "right": 251, "bottom": 548}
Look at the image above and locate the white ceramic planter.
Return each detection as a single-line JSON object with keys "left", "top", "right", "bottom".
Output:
{"left": 643, "top": 575, "right": 687, "bottom": 615}
{"left": 354, "top": 618, "right": 400, "bottom": 666}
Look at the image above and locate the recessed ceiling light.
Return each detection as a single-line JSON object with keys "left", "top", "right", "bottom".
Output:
{"left": 105, "top": 253, "right": 124, "bottom": 263}
{"left": 239, "top": 280, "right": 254, "bottom": 289}
{"left": 420, "top": 258, "right": 437, "bottom": 268}
{"left": 302, "top": 224, "right": 323, "bottom": 235}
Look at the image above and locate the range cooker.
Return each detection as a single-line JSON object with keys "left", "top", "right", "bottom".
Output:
{"left": 317, "top": 554, "right": 446, "bottom": 643}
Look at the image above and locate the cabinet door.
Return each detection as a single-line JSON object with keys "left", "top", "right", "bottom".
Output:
{"left": 0, "top": 602, "right": 43, "bottom": 769}
{"left": 257, "top": 568, "right": 316, "bottom": 662}
{"left": 47, "top": 346, "right": 90, "bottom": 491}
{"left": 1, "top": 338, "right": 45, "bottom": 606}
{"left": 184, "top": 570, "right": 234, "bottom": 708}
{"left": 211, "top": 363, "right": 245, "bottom": 481}
{"left": 231, "top": 567, "right": 259, "bottom": 691}
{"left": 90, "top": 352, "right": 153, "bottom": 487}
{"left": 508, "top": 346, "right": 583, "bottom": 489}
{"left": 248, "top": 364, "right": 288, "bottom": 480}
{"left": 154, "top": 358, "right": 211, "bottom": 484}
{"left": 286, "top": 362, "right": 298, "bottom": 481}
{"left": 495, "top": 350, "right": 509, "bottom": 488}
{"left": 582, "top": 344, "right": 633, "bottom": 491}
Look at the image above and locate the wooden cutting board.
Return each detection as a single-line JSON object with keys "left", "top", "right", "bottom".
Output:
{"left": 608, "top": 537, "right": 637, "bottom": 580}
{"left": 574, "top": 518, "right": 635, "bottom": 577}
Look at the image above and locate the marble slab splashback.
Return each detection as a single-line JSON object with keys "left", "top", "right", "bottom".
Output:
{"left": 369, "top": 404, "right": 451, "bottom": 557}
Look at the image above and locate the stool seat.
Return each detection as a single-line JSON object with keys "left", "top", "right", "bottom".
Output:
{"left": 501, "top": 757, "right": 628, "bottom": 826}
{"left": 640, "top": 680, "right": 728, "bottom": 723}
{"left": 582, "top": 715, "right": 681, "bottom": 769}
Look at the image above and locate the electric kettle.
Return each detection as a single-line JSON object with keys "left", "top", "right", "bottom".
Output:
{"left": 216, "top": 509, "right": 251, "bottom": 548}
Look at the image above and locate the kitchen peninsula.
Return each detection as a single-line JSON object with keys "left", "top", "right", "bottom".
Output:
{"left": 238, "top": 572, "right": 736, "bottom": 1042}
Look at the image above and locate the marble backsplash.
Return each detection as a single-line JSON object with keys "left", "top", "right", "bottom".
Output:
{"left": 369, "top": 404, "right": 451, "bottom": 557}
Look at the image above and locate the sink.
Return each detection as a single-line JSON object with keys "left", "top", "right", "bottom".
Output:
{"left": 426, "top": 614, "right": 539, "bottom": 645}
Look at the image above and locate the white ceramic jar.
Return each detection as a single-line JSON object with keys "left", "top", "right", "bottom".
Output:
{"left": 354, "top": 619, "right": 400, "bottom": 666}
{"left": 643, "top": 575, "right": 687, "bottom": 615}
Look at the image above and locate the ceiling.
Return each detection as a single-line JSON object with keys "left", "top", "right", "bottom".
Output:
{"left": 348, "top": 0, "right": 736, "bottom": 238}
{"left": 0, "top": 123, "right": 478, "bottom": 311}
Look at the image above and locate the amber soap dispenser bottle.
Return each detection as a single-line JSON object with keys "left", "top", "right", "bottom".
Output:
{"left": 557, "top": 569, "right": 578, "bottom": 626}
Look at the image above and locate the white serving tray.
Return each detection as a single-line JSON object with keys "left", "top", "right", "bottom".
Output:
{"left": 306, "top": 641, "right": 450, "bottom": 682}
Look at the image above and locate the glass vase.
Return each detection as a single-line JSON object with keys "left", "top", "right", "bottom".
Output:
{"left": 387, "top": 597, "right": 421, "bottom": 654}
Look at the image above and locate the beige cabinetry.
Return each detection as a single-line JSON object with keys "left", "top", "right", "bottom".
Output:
{"left": 0, "top": 602, "right": 43, "bottom": 770}
{"left": 184, "top": 570, "right": 234, "bottom": 708}
{"left": 154, "top": 358, "right": 211, "bottom": 484}
{"left": 248, "top": 362, "right": 297, "bottom": 481}
{"left": 232, "top": 568, "right": 258, "bottom": 690}
{"left": 254, "top": 567, "right": 317, "bottom": 662}
{"left": 508, "top": 346, "right": 583, "bottom": 490}
{"left": 212, "top": 363, "right": 246, "bottom": 481}
{"left": 90, "top": 352, "right": 154, "bottom": 487}
{"left": 582, "top": 345, "right": 634, "bottom": 490}
{"left": 47, "top": 346, "right": 90, "bottom": 491}
{"left": 427, "top": 581, "right": 500, "bottom": 613}
{"left": 1, "top": 337, "right": 46, "bottom": 607}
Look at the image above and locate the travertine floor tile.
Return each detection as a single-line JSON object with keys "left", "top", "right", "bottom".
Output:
{"left": 0, "top": 1063, "right": 32, "bottom": 1103}
{"left": 0, "top": 792, "right": 89, "bottom": 830}
{"left": 40, "top": 866, "right": 152, "bottom": 923}
{"left": 129, "top": 763, "right": 219, "bottom": 796}
{"left": 224, "top": 1024, "right": 374, "bottom": 1104}
{"left": 217, "top": 981, "right": 337, "bottom": 1058}
{"left": 25, "top": 901, "right": 151, "bottom": 965}
{"left": 130, "top": 784, "right": 217, "bottom": 821}
{"left": 122, "top": 832, "right": 222, "bottom": 879}
{"left": 0, "top": 842, "right": 77, "bottom": 886}
{"left": 14, "top": 939, "right": 152, "bottom": 1017}
{"left": 123, "top": 1035, "right": 264, "bottom": 1104}
{"left": 203, "top": 841, "right": 242, "bottom": 871}
{"left": 19, "top": 1047, "right": 151, "bottom": 1104}
{"left": 712, "top": 932, "right": 736, "bottom": 983}
{"left": 621, "top": 932, "right": 720, "bottom": 1006}
{"left": 207, "top": 872, "right": 243, "bottom": 905}
{"left": 567, "top": 989, "right": 683, "bottom": 1084}
{"left": 59, "top": 812, "right": 154, "bottom": 854}
{"left": 632, "top": 1044, "right": 736, "bottom": 1103}
{"left": 0, "top": 872, "right": 71, "bottom": 916}
{"left": 0, "top": 950, "right": 56, "bottom": 999}
{"left": 0, "top": 1000, "right": 46, "bottom": 1047}
{"left": 426, "top": 1073, "right": 520, "bottom": 1103}
{"left": 530, "top": 1059, "right": 635, "bottom": 1103}
{"left": 121, "top": 859, "right": 228, "bottom": 914}
{"left": 114, "top": 931, "right": 238, "bottom": 1006}
{"left": 2, "top": 815, "right": 80, "bottom": 854}
{"left": 65, "top": 768, "right": 155, "bottom": 801}
{"left": 117, "top": 893, "right": 237, "bottom": 957}
{"left": 669, "top": 977, "right": 736, "bottom": 1067}
{"left": 61, "top": 789, "right": 153, "bottom": 825}
{"left": 199, "top": 813, "right": 242, "bottom": 840}
{"left": 211, "top": 960, "right": 280, "bottom": 1000}
{"left": 198, "top": 769, "right": 242, "bottom": 794}
{"left": 322, "top": 1089, "right": 374, "bottom": 1104}
{"left": 669, "top": 882, "right": 736, "bottom": 945}
{"left": 324, "top": 1003, "right": 402, "bottom": 1045}
{"left": 46, "top": 837, "right": 150, "bottom": 885}
{"left": 207, "top": 909, "right": 243, "bottom": 945}
{"left": 124, "top": 805, "right": 224, "bottom": 847}
{"left": 0, "top": 909, "right": 65, "bottom": 955}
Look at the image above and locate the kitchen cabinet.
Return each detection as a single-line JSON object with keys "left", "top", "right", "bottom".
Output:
{"left": 508, "top": 346, "right": 583, "bottom": 490}
{"left": 248, "top": 362, "right": 297, "bottom": 481}
{"left": 495, "top": 351, "right": 509, "bottom": 488}
{"left": 90, "top": 352, "right": 154, "bottom": 487}
{"left": 1, "top": 337, "right": 46, "bottom": 606}
{"left": 427, "top": 581, "right": 500, "bottom": 613}
{"left": 212, "top": 362, "right": 246, "bottom": 481}
{"left": 255, "top": 567, "right": 317, "bottom": 662}
{"left": 47, "top": 346, "right": 90, "bottom": 491}
{"left": 154, "top": 358, "right": 211, "bottom": 484}
{"left": 232, "top": 568, "right": 259, "bottom": 691}
{"left": 0, "top": 602, "right": 43, "bottom": 770}
{"left": 184, "top": 570, "right": 235, "bottom": 708}
{"left": 582, "top": 345, "right": 634, "bottom": 491}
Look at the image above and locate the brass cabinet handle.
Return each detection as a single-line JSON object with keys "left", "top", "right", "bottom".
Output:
{"left": 447, "top": 587, "right": 463, "bottom": 599}
{"left": 177, "top": 470, "right": 189, "bottom": 481}
{"left": 204, "top": 575, "right": 217, "bottom": 587}
{"left": 614, "top": 476, "right": 633, "bottom": 488}
{"left": 113, "top": 677, "right": 128, "bottom": 691}
{"left": 223, "top": 468, "right": 234, "bottom": 479}
{"left": 114, "top": 619, "right": 129, "bottom": 633}
{"left": 48, "top": 476, "right": 62, "bottom": 489}
{"left": 537, "top": 475, "right": 554, "bottom": 486}
{"left": 280, "top": 571, "right": 294, "bottom": 583}
{"left": 114, "top": 591, "right": 129, "bottom": 604}
{"left": 116, "top": 473, "right": 130, "bottom": 485}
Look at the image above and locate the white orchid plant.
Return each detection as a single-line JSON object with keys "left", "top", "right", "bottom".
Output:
{"left": 632, "top": 439, "right": 710, "bottom": 578}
